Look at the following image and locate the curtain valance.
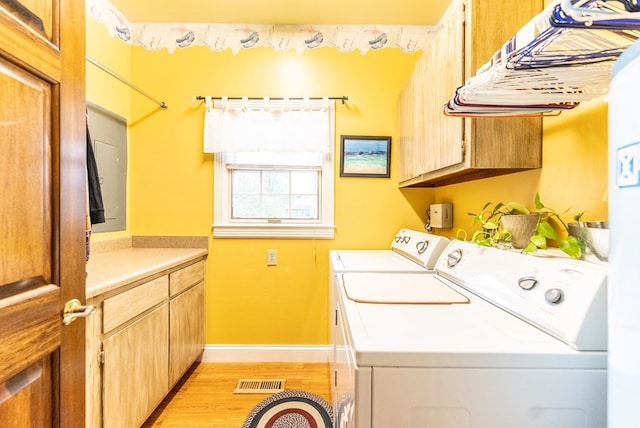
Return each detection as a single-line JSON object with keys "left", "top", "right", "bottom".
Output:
{"left": 203, "top": 97, "right": 334, "bottom": 154}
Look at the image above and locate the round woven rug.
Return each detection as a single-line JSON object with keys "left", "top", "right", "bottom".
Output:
{"left": 242, "top": 390, "right": 334, "bottom": 428}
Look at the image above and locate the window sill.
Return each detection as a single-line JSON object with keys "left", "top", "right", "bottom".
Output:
{"left": 212, "top": 223, "right": 335, "bottom": 239}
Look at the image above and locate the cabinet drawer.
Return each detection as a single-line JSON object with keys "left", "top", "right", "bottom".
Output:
{"left": 103, "top": 276, "right": 168, "bottom": 334}
{"left": 170, "top": 261, "right": 204, "bottom": 297}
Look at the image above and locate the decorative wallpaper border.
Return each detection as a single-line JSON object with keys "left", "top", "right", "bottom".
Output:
{"left": 87, "top": 0, "right": 435, "bottom": 54}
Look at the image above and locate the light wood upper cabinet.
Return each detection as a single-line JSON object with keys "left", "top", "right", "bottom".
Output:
{"left": 398, "top": 0, "right": 543, "bottom": 187}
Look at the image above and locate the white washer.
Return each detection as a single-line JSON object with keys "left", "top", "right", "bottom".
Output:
{"left": 329, "top": 228, "right": 450, "bottom": 276}
{"left": 329, "top": 229, "right": 450, "bottom": 407}
{"left": 329, "top": 229, "right": 450, "bottom": 344}
{"left": 335, "top": 240, "right": 608, "bottom": 428}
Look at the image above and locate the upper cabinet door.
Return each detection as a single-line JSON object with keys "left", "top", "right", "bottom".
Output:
{"left": 0, "top": 0, "right": 87, "bottom": 426}
{"left": 397, "top": 0, "right": 464, "bottom": 185}
{"left": 420, "top": 0, "right": 465, "bottom": 175}
{"left": 397, "top": 0, "right": 543, "bottom": 187}
{"left": 397, "top": 2, "right": 464, "bottom": 184}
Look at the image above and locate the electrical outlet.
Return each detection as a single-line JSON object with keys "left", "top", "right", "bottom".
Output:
{"left": 267, "top": 249, "right": 278, "bottom": 266}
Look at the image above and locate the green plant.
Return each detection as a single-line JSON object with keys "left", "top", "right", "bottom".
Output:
{"left": 525, "top": 193, "right": 583, "bottom": 259}
{"left": 465, "top": 201, "right": 530, "bottom": 247}
{"left": 463, "top": 193, "right": 584, "bottom": 259}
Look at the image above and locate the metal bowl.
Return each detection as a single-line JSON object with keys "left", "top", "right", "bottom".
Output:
{"left": 568, "top": 221, "right": 609, "bottom": 262}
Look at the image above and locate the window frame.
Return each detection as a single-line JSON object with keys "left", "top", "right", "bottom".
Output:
{"left": 212, "top": 149, "right": 335, "bottom": 239}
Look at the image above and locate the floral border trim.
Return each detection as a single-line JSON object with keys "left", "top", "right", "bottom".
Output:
{"left": 87, "top": 0, "right": 435, "bottom": 54}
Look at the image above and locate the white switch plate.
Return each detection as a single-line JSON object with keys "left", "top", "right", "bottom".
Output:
{"left": 267, "top": 249, "right": 278, "bottom": 266}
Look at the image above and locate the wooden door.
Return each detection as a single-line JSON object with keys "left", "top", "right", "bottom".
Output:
{"left": 0, "top": 0, "right": 87, "bottom": 426}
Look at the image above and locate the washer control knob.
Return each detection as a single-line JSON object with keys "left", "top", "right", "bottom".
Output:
{"left": 544, "top": 288, "right": 564, "bottom": 304}
{"left": 447, "top": 249, "right": 463, "bottom": 267}
{"left": 518, "top": 276, "right": 538, "bottom": 290}
{"left": 416, "top": 240, "right": 429, "bottom": 255}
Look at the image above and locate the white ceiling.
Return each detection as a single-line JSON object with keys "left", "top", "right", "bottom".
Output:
{"left": 108, "top": 0, "right": 452, "bottom": 26}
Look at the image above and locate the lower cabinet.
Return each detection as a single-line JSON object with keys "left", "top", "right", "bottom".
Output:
{"left": 103, "top": 304, "right": 169, "bottom": 428}
{"left": 87, "top": 258, "right": 206, "bottom": 428}
{"left": 169, "top": 281, "right": 206, "bottom": 386}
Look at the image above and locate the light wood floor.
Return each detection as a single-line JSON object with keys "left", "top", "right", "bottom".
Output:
{"left": 142, "top": 362, "right": 332, "bottom": 427}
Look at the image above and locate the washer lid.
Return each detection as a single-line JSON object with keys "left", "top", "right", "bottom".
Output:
{"left": 342, "top": 273, "right": 469, "bottom": 304}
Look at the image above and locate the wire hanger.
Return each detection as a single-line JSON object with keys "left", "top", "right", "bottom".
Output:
{"left": 443, "top": 0, "right": 640, "bottom": 117}
{"left": 560, "top": 0, "right": 640, "bottom": 24}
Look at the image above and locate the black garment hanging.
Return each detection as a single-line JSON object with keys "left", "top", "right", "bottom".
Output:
{"left": 86, "top": 123, "right": 105, "bottom": 225}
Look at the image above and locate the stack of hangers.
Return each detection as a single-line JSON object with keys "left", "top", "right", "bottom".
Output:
{"left": 444, "top": 0, "right": 640, "bottom": 117}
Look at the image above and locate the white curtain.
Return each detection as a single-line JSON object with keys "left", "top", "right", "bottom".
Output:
{"left": 203, "top": 96, "right": 334, "bottom": 154}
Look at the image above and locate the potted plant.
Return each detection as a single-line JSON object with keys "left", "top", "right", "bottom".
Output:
{"left": 464, "top": 193, "right": 583, "bottom": 259}
{"left": 465, "top": 200, "right": 532, "bottom": 248}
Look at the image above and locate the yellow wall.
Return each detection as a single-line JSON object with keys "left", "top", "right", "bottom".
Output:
{"left": 86, "top": 19, "right": 132, "bottom": 129}
{"left": 86, "top": 18, "right": 608, "bottom": 346}
{"left": 86, "top": 18, "right": 132, "bottom": 238}
{"left": 436, "top": 99, "right": 608, "bottom": 240}
{"left": 87, "top": 22, "right": 435, "bottom": 345}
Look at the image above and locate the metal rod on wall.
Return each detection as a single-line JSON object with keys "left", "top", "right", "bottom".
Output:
{"left": 194, "top": 95, "right": 349, "bottom": 104}
{"left": 86, "top": 56, "right": 168, "bottom": 110}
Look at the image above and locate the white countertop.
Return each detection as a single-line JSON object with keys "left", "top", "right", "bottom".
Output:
{"left": 86, "top": 247, "right": 208, "bottom": 298}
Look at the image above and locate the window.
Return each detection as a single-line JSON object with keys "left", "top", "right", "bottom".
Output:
{"left": 213, "top": 150, "right": 335, "bottom": 238}
{"left": 207, "top": 98, "right": 336, "bottom": 239}
{"left": 229, "top": 152, "right": 321, "bottom": 220}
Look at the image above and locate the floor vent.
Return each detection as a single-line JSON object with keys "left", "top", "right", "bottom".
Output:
{"left": 233, "top": 379, "right": 286, "bottom": 394}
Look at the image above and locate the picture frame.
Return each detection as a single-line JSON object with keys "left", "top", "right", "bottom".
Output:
{"left": 339, "top": 135, "right": 391, "bottom": 178}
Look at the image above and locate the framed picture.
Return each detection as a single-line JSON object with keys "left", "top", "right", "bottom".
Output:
{"left": 339, "top": 135, "right": 391, "bottom": 178}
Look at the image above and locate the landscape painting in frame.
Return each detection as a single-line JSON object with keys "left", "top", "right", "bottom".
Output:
{"left": 340, "top": 135, "right": 391, "bottom": 178}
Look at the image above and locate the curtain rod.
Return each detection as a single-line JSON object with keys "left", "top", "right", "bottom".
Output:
{"left": 195, "top": 95, "right": 349, "bottom": 105}
{"left": 86, "top": 56, "right": 168, "bottom": 110}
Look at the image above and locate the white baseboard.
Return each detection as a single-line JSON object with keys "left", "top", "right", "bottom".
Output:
{"left": 201, "top": 344, "right": 332, "bottom": 363}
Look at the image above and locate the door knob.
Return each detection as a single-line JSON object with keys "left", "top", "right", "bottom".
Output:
{"left": 63, "top": 299, "right": 96, "bottom": 325}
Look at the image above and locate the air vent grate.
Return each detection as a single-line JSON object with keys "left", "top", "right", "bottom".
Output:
{"left": 233, "top": 378, "right": 286, "bottom": 394}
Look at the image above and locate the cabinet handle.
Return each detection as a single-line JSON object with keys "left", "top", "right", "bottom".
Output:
{"left": 63, "top": 299, "right": 96, "bottom": 325}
